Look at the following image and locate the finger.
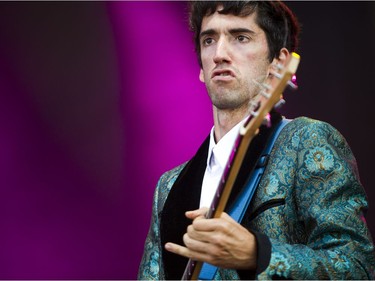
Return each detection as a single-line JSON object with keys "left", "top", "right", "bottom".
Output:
{"left": 220, "top": 211, "right": 236, "bottom": 222}
{"left": 183, "top": 230, "right": 213, "bottom": 252}
{"left": 192, "top": 216, "right": 230, "bottom": 232}
{"left": 186, "top": 220, "right": 219, "bottom": 243}
{"left": 165, "top": 238, "right": 211, "bottom": 259}
{"left": 164, "top": 242, "right": 192, "bottom": 258}
{"left": 185, "top": 207, "right": 208, "bottom": 220}
{"left": 165, "top": 242, "right": 214, "bottom": 265}
{"left": 187, "top": 223, "right": 213, "bottom": 243}
{"left": 183, "top": 233, "right": 236, "bottom": 268}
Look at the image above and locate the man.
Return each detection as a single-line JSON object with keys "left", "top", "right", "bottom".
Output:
{"left": 138, "top": 1, "right": 375, "bottom": 279}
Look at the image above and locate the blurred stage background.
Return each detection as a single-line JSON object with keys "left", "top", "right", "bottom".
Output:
{"left": 0, "top": 1, "right": 374, "bottom": 279}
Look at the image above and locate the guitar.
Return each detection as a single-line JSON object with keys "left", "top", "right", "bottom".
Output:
{"left": 181, "top": 52, "right": 301, "bottom": 280}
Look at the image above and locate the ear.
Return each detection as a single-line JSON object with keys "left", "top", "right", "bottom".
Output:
{"left": 271, "top": 47, "right": 290, "bottom": 66}
{"left": 199, "top": 68, "right": 204, "bottom": 83}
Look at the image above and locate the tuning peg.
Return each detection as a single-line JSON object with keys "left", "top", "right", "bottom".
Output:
{"left": 253, "top": 79, "right": 272, "bottom": 91}
{"left": 271, "top": 71, "right": 282, "bottom": 80}
{"left": 250, "top": 109, "right": 259, "bottom": 117}
{"left": 275, "top": 63, "right": 284, "bottom": 71}
{"left": 250, "top": 100, "right": 260, "bottom": 110}
{"left": 287, "top": 75, "right": 298, "bottom": 90}
{"left": 262, "top": 113, "right": 271, "bottom": 128}
{"left": 260, "top": 90, "right": 271, "bottom": 99}
{"left": 274, "top": 98, "right": 286, "bottom": 109}
{"left": 287, "top": 81, "right": 298, "bottom": 89}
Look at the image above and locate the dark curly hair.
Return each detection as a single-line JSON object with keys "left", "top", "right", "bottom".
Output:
{"left": 189, "top": 1, "right": 300, "bottom": 67}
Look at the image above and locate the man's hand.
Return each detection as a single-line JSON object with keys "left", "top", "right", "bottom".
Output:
{"left": 164, "top": 208, "right": 257, "bottom": 270}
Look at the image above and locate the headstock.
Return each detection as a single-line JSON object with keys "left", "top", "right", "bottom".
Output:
{"left": 240, "top": 52, "right": 300, "bottom": 136}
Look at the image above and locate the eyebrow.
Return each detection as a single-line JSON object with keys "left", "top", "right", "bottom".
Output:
{"left": 200, "top": 28, "right": 256, "bottom": 39}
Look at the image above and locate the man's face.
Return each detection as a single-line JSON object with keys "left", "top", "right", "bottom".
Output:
{"left": 199, "top": 9, "right": 273, "bottom": 111}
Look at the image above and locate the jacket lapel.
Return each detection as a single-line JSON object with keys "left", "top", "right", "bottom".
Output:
{"left": 160, "top": 136, "right": 209, "bottom": 280}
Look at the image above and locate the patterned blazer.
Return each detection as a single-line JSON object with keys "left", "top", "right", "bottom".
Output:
{"left": 138, "top": 116, "right": 375, "bottom": 280}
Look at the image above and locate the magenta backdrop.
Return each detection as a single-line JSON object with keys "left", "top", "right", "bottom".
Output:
{"left": 108, "top": 1, "right": 213, "bottom": 277}
{"left": 0, "top": 1, "right": 374, "bottom": 279}
{"left": 0, "top": 1, "right": 212, "bottom": 279}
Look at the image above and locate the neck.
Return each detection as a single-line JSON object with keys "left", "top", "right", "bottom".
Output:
{"left": 213, "top": 106, "right": 249, "bottom": 143}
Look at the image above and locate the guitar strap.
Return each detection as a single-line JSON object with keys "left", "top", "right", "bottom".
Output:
{"left": 198, "top": 118, "right": 291, "bottom": 280}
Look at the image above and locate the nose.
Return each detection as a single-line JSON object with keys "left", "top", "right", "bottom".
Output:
{"left": 213, "top": 38, "right": 231, "bottom": 64}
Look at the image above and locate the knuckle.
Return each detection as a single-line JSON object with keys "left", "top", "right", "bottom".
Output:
{"left": 215, "top": 223, "right": 226, "bottom": 234}
{"left": 187, "top": 224, "right": 193, "bottom": 234}
{"left": 183, "top": 233, "right": 191, "bottom": 247}
{"left": 192, "top": 218, "right": 201, "bottom": 226}
{"left": 206, "top": 255, "right": 215, "bottom": 265}
{"left": 221, "top": 220, "right": 231, "bottom": 230}
{"left": 211, "top": 233, "right": 225, "bottom": 247}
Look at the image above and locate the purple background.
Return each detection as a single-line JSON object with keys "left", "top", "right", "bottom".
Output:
{"left": 0, "top": 1, "right": 374, "bottom": 279}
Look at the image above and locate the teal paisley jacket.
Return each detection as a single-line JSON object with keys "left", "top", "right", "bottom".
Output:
{"left": 138, "top": 117, "right": 375, "bottom": 280}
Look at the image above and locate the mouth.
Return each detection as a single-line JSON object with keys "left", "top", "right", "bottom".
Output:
{"left": 211, "top": 69, "right": 235, "bottom": 79}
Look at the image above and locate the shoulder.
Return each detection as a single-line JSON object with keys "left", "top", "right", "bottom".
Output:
{"left": 278, "top": 116, "right": 350, "bottom": 151}
{"left": 272, "top": 116, "right": 358, "bottom": 175}
{"left": 283, "top": 116, "right": 339, "bottom": 136}
{"left": 158, "top": 162, "right": 189, "bottom": 190}
{"left": 275, "top": 116, "right": 360, "bottom": 181}
{"left": 154, "top": 162, "right": 189, "bottom": 211}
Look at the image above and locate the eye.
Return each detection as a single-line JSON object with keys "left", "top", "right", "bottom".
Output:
{"left": 236, "top": 35, "right": 250, "bottom": 43}
{"left": 202, "top": 37, "right": 214, "bottom": 46}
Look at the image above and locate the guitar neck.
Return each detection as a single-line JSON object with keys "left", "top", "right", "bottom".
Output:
{"left": 181, "top": 115, "right": 256, "bottom": 280}
{"left": 207, "top": 128, "right": 251, "bottom": 219}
